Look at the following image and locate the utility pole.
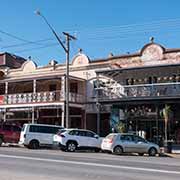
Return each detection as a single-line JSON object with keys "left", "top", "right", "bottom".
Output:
{"left": 36, "top": 10, "right": 76, "bottom": 128}
{"left": 63, "top": 32, "right": 76, "bottom": 128}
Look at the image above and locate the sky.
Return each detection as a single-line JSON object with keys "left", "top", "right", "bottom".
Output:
{"left": 0, "top": 0, "right": 180, "bottom": 66}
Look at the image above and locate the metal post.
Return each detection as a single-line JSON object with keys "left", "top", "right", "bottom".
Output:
{"left": 65, "top": 35, "right": 70, "bottom": 128}
{"left": 96, "top": 74, "right": 100, "bottom": 135}
{"left": 155, "top": 105, "right": 159, "bottom": 144}
{"left": 36, "top": 11, "right": 76, "bottom": 128}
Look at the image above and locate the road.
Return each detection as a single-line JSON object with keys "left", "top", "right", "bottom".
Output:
{"left": 0, "top": 146, "right": 180, "bottom": 180}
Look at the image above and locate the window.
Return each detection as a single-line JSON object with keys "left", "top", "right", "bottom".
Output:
{"left": 69, "top": 130, "right": 79, "bottom": 136}
{"left": 133, "top": 136, "right": 146, "bottom": 143}
{"left": 120, "top": 135, "right": 133, "bottom": 141}
{"left": 78, "top": 131, "right": 86, "bottom": 137}
{"left": 29, "top": 125, "right": 62, "bottom": 134}
{"left": 106, "top": 134, "right": 116, "bottom": 140}
{"left": 3, "top": 125, "right": 12, "bottom": 131}
{"left": 12, "top": 126, "right": 21, "bottom": 132}
{"left": 86, "top": 131, "right": 95, "bottom": 137}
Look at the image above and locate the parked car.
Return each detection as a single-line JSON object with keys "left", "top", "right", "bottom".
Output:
{"left": 19, "top": 123, "right": 64, "bottom": 149}
{"left": 0, "top": 123, "right": 21, "bottom": 146}
{"left": 101, "top": 133, "right": 160, "bottom": 156}
{"left": 53, "top": 129, "right": 102, "bottom": 152}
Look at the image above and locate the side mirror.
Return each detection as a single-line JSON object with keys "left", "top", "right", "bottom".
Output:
{"left": 94, "top": 135, "right": 99, "bottom": 139}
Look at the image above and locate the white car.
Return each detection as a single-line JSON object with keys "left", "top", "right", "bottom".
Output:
{"left": 101, "top": 133, "right": 160, "bottom": 156}
{"left": 54, "top": 129, "right": 102, "bottom": 152}
{"left": 19, "top": 123, "right": 63, "bottom": 149}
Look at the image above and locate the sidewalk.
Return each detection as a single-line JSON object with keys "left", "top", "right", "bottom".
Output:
{"left": 160, "top": 147, "right": 180, "bottom": 158}
{"left": 164, "top": 153, "right": 180, "bottom": 158}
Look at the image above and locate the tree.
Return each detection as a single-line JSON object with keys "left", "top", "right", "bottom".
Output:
{"left": 116, "top": 121, "right": 126, "bottom": 133}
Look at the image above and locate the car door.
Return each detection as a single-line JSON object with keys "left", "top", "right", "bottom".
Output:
{"left": 12, "top": 125, "right": 21, "bottom": 143}
{"left": 86, "top": 131, "right": 101, "bottom": 148}
{"left": 78, "top": 130, "right": 89, "bottom": 147}
{"left": 133, "top": 135, "right": 148, "bottom": 153}
{"left": 120, "top": 135, "right": 135, "bottom": 153}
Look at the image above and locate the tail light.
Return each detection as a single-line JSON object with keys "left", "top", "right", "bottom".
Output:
{"left": 105, "top": 138, "right": 113, "bottom": 144}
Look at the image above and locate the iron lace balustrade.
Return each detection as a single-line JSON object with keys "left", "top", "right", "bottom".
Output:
{"left": 3, "top": 91, "right": 84, "bottom": 105}
{"left": 97, "top": 82, "right": 180, "bottom": 100}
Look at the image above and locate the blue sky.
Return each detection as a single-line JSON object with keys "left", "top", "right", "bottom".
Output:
{"left": 0, "top": 0, "right": 180, "bottom": 66}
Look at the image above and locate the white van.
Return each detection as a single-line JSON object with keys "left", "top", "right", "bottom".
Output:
{"left": 19, "top": 123, "right": 63, "bottom": 149}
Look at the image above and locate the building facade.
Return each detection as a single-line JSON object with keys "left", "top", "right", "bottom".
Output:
{"left": 1, "top": 42, "right": 180, "bottom": 146}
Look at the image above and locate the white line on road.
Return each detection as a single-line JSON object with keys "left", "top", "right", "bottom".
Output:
{"left": 0, "top": 154, "right": 179, "bottom": 175}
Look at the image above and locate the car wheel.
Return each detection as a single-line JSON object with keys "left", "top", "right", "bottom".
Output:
{"left": 66, "top": 141, "right": 77, "bottom": 152}
{"left": 113, "top": 146, "right": 123, "bottom": 155}
{"left": 29, "top": 140, "right": 39, "bottom": 149}
{"left": 148, "top": 147, "right": 157, "bottom": 156}
{"left": 0, "top": 138, "right": 3, "bottom": 146}
{"left": 138, "top": 153, "right": 144, "bottom": 156}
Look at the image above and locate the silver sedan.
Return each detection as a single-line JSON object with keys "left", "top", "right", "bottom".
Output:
{"left": 101, "top": 133, "right": 160, "bottom": 156}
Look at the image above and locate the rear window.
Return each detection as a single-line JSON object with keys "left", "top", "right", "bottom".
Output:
{"left": 106, "top": 134, "right": 117, "bottom": 140}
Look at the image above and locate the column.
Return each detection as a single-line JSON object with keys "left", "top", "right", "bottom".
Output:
{"left": 5, "top": 82, "right": 8, "bottom": 95}
{"left": 4, "top": 82, "right": 8, "bottom": 122}
{"left": 33, "top": 79, "right": 36, "bottom": 93}
{"left": 32, "top": 80, "right": 36, "bottom": 123}
{"left": 32, "top": 107, "right": 35, "bottom": 124}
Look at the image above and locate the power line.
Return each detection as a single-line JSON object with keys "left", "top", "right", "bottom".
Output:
{"left": 1, "top": 38, "right": 53, "bottom": 49}
{"left": 0, "top": 29, "right": 54, "bottom": 46}
{"left": 13, "top": 43, "right": 59, "bottom": 53}
{"left": 75, "top": 18, "right": 180, "bottom": 35}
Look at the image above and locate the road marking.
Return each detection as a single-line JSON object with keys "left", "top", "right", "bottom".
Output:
{"left": 0, "top": 154, "right": 179, "bottom": 175}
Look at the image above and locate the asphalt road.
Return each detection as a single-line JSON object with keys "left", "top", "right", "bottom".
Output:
{"left": 0, "top": 146, "right": 180, "bottom": 180}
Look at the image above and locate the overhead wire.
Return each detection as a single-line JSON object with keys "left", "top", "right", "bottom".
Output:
{"left": 1, "top": 18, "right": 180, "bottom": 53}
{"left": 1, "top": 38, "right": 53, "bottom": 49}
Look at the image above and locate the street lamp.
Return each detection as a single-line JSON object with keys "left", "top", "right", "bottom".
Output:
{"left": 35, "top": 10, "right": 76, "bottom": 128}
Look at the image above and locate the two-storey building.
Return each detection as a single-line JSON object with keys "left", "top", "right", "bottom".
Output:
{"left": 1, "top": 41, "right": 180, "bottom": 147}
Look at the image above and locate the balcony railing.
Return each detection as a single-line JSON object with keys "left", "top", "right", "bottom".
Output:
{"left": 96, "top": 82, "right": 180, "bottom": 100}
{"left": 0, "top": 91, "right": 84, "bottom": 105}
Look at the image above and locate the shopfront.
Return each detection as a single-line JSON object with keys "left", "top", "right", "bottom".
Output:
{"left": 110, "top": 102, "right": 180, "bottom": 146}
